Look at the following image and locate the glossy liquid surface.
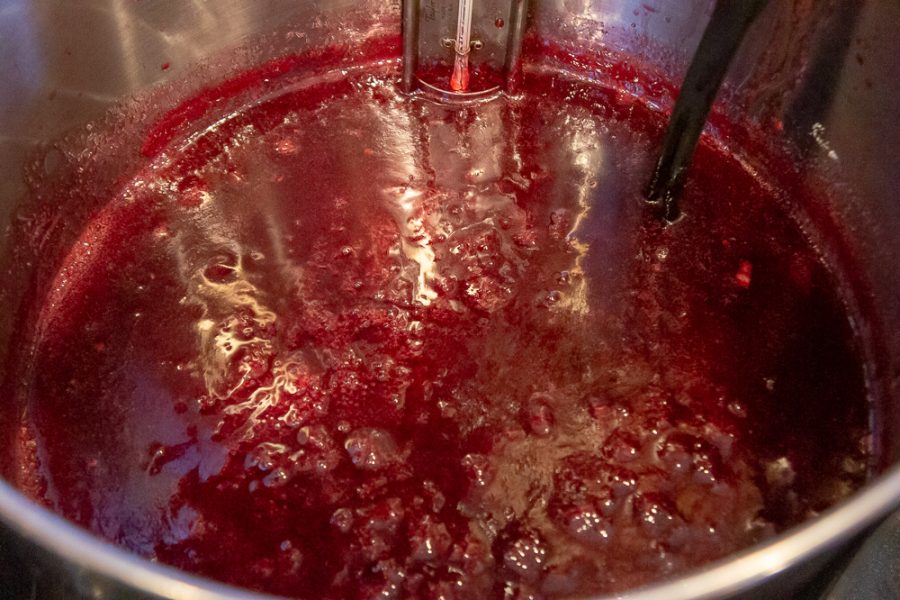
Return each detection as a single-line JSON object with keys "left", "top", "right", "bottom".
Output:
{"left": 7, "top": 53, "right": 870, "bottom": 599}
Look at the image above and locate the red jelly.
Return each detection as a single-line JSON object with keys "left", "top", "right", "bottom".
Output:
{"left": 3, "top": 46, "right": 872, "bottom": 599}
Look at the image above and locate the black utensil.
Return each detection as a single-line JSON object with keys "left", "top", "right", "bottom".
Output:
{"left": 647, "top": 0, "right": 770, "bottom": 222}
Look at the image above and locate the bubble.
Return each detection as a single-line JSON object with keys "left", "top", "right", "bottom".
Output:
{"left": 501, "top": 581, "right": 541, "bottom": 600}
{"left": 692, "top": 452, "right": 718, "bottom": 485}
{"left": 726, "top": 400, "right": 747, "bottom": 418}
{"left": 292, "top": 426, "right": 340, "bottom": 474}
{"left": 423, "top": 480, "right": 446, "bottom": 513}
{"left": 263, "top": 467, "right": 290, "bottom": 488}
{"left": 765, "top": 457, "right": 796, "bottom": 488}
{"left": 536, "top": 289, "right": 562, "bottom": 308}
{"left": 463, "top": 275, "right": 514, "bottom": 313}
{"left": 657, "top": 437, "right": 692, "bottom": 476}
{"left": 277, "top": 540, "right": 304, "bottom": 575}
{"left": 548, "top": 209, "right": 571, "bottom": 240}
{"left": 330, "top": 507, "right": 354, "bottom": 533}
{"left": 526, "top": 396, "right": 554, "bottom": 436}
{"left": 245, "top": 442, "right": 288, "bottom": 472}
{"left": 344, "top": 428, "right": 401, "bottom": 471}
{"left": 361, "top": 497, "right": 406, "bottom": 535}
{"left": 503, "top": 532, "right": 547, "bottom": 582}
{"left": 358, "top": 577, "right": 401, "bottom": 600}
{"left": 408, "top": 514, "right": 452, "bottom": 563}
{"left": 274, "top": 138, "right": 297, "bottom": 155}
{"left": 633, "top": 493, "right": 678, "bottom": 537}
{"left": 461, "top": 454, "right": 493, "bottom": 488}
{"left": 144, "top": 443, "right": 169, "bottom": 476}
{"left": 602, "top": 429, "right": 641, "bottom": 463}
{"left": 566, "top": 506, "right": 611, "bottom": 545}
{"left": 356, "top": 523, "right": 393, "bottom": 563}
{"left": 279, "top": 404, "right": 309, "bottom": 428}
{"left": 203, "top": 254, "right": 238, "bottom": 284}
{"left": 608, "top": 467, "right": 638, "bottom": 498}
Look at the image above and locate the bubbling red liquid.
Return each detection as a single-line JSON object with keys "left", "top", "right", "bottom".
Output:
{"left": 6, "top": 48, "right": 871, "bottom": 599}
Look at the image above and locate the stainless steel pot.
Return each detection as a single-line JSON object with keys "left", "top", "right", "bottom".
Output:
{"left": 0, "top": 1, "right": 897, "bottom": 598}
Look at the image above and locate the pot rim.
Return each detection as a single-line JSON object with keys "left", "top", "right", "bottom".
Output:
{"left": 0, "top": 464, "right": 897, "bottom": 599}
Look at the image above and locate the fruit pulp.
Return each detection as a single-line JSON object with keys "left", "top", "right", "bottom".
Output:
{"left": 5, "top": 47, "right": 872, "bottom": 599}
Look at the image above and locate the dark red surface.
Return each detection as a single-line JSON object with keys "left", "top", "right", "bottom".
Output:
{"left": 5, "top": 46, "right": 871, "bottom": 599}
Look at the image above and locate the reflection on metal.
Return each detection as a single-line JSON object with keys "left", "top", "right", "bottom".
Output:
{"left": 402, "top": 0, "right": 528, "bottom": 97}
{"left": 561, "top": 118, "right": 602, "bottom": 316}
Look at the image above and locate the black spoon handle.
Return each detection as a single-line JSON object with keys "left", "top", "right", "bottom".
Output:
{"left": 647, "top": 0, "right": 769, "bottom": 222}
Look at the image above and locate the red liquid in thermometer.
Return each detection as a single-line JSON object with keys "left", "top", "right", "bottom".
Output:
{"left": 450, "top": 54, "right": 470, "bottom": 91}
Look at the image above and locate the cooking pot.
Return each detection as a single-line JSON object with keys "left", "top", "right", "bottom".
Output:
{"left": 0, "top": 1, "right": 897, "bottom": 598}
